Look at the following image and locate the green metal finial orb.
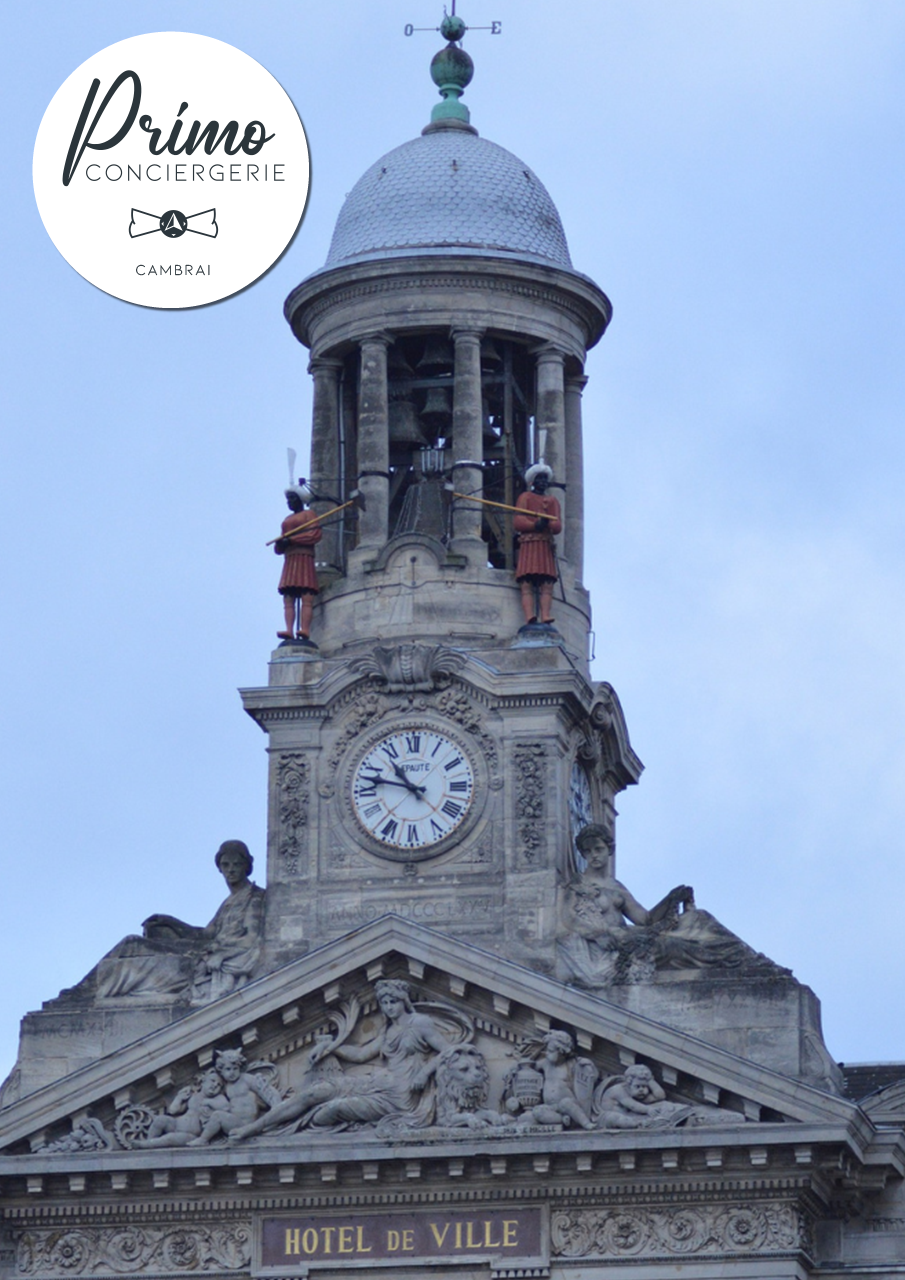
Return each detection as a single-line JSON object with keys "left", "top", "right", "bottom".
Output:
{"left": 429, "top": 40, "right": 474, "bottom": 125}
{"left": 440, "top": 13, "right": 467, "bottom": 41}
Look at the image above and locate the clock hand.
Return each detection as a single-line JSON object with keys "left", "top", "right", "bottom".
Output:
{"left": 362, "top": 771, "right": 426, "bottom": 796}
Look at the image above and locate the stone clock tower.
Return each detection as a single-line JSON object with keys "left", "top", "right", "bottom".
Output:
{"left": 4, "top": 24, "right": 905, "bottom": 1280}
{"left": 241, "top": 29, "right": 638, "bottom": 976}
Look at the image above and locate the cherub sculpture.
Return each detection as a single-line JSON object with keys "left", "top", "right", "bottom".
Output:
{"left": 132, "top": 1069, "right": 229, "bottom": 1148}
{"left": 187, "top": 1049, "right": 284, "bottom": 1145}
{"left": 503, "top": 1030, "right": 597, "bottom": 1130}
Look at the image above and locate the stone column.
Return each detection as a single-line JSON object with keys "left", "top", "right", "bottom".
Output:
{"left": 308, "top": 355, "right": 344, "bottom": 570}
{"left": 356, "top": 333, "right": 392, "bottom": 551}
{"left": 534, "top": 344, "right": 567, "bottom": 491}
{"left": 450, "top": 327, "right": 485, "bottom": 553}
{"left": 564, "top": 373, "right": 588, "bottom": 579}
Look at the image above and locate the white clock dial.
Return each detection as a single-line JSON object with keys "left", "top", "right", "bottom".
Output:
{"left": 351, "top": 729, "right": 475, "bottom": 852}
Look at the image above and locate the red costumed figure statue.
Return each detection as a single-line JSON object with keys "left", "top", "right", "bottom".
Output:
{"left": 275, "top": 483, "right": 322, "bottom": 641}
{"left": 514, "top": 463, "right": 562, "bottom": 626}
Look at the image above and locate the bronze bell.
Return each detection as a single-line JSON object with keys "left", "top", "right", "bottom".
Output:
{"left": 480, "top": 337, "right": 503, "bottom": 372}
{"left": 420, "top": 384, "right": 452, "bottom": 430}
{"left": 416, "top": 336, "right": 453, "bottom": 375}
{"left": 389, "top": 389, "right": 429, "bottom": 444}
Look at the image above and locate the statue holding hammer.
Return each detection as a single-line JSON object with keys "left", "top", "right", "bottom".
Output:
{"left": 514, "top": 463, "right": 562, "bottom": 626}
{"left": 275, "top": 482, "right": 322, "bottom": 641}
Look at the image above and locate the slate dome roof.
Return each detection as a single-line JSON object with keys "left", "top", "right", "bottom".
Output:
{"left": 324, "top": 127, "right": 573, "bottom": 270}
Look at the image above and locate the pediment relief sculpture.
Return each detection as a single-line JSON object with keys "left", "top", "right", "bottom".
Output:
{"left": 55, "top": 842, "right": 266, "bottom": 1009}
{"left": 502, "top": 1033, "right": 742, "bottom": 1132}
{"left": 557, "top": 825, "right": 787, "bottom": 988}
{"left": 33, "top": 977, "right": 760, "bottom": 1154}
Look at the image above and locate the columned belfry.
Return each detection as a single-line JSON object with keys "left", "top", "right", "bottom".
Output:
{"left": 2, "top": 20, "right": 904, "bottom": 1280}
{"left": 282, "top": 139, "right": 608, "bottom": 652}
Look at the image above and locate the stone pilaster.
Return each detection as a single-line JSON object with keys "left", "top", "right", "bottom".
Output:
{"left": 450, "top": 326, "right": 485, "bottom": 553}
{"left": 356, "top": 333, "right": 392, "bottom": 551}
{"left": 564, "top": 373, "right": 588, "bottom": 578}
{"left": 308, "top": 356, "right": 344, "bottom": 570}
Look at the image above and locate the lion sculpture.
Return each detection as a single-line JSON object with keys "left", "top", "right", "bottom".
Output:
{"left": 434, "top": 1044, "right": 511, "bottom": 1130}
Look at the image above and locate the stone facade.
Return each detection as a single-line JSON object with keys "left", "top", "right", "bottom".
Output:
{"left": 3, "top": 24, "right": 904, "bottom": 1280}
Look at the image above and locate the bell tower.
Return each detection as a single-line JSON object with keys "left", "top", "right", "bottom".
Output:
{"left": 241, "top": 23, "right": 641, "bottom": 974}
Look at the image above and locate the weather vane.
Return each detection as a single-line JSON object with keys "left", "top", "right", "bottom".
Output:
{"left": 404, "top": 2, "right": 501, "bottom": 40}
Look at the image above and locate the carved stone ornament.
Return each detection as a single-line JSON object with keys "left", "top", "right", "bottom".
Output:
{"left": 276, "top": 753, "right": 310, "bottom": 875}
{"left": 434, "top": 687, "right": 501, "bottom": 782}
{"left": 21, "top": 980, "right": 760, "bottom": 1154}
{"left": 514, "top": 743, "right": 546, "bottom": 866}
{"left": 113, "top": 1050, "right": 284, "bottom": 1148}
{"left": 35, "top": 1117, "right": 114, "bottom": 1154}
{"left": 352, "top": 643, "right": 465, "bottom": 693}
{"left": 16, "top": 1225, "right": 251, "bottom": 1276}
{"left": 551, "top": 1203, "right": 807, "bottom": 1259}
{"left": 324, "top": 691, "right": 389, "bottom": 782}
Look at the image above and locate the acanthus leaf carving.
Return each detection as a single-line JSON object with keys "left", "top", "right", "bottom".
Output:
{"left": 551, "top": 1203, "right": 806, "bottom": 1259}
{"left": 16, "top": 1225, "right": 251, "bottom": 1276}
{"left": 352, "top": 643, "right": 465, "bottom": 693}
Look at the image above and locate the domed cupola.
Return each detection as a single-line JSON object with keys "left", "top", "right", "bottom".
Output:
{"left": 324, "top": 130, "right": 573, "bottom": 270}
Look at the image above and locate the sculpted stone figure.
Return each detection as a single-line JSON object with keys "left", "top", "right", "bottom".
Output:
{"left": 94, "top": 841, "right": 266, "bottom": 1004}
{"left": 188, "top": 1050, "right": 284, "bottom": 1145}
{"left": 514, "top": 463, "right": 562, "bottom": 626}
{"left": 434, "top": 1044, "right": 512, "bottom": 1130}
{"left": 504, "top": 1031, "right": 597, "bottom": 1130}
{"left": 275, "top": 483, "right": 322, "bottom": 641}
{"left": 228, "top": 980, "right": 473, "bottom": 1140}
{"left": 131, "top": 1070, "right": 228, "bottom": 1148}
{"left": 557, "top": 824, "right": 783, "bottom": 988}
{"left": 595, "top": 1064, "right": 742, "bottom": 1130}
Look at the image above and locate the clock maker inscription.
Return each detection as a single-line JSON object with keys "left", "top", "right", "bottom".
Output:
{"left": 259, "top": 1207, "right": 543, "bottom": 1270}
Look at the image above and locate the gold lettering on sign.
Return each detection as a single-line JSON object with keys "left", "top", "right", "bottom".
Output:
{"left": 429, "top": 1223, "right": 451, "bottom": 1248}
{"left": 264, "top": 1207, "right": 540, "bottom": 1268}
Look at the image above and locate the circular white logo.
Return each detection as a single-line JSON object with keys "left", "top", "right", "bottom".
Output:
{"left": 33, "top": 32, "right": 310, "bottom": 308}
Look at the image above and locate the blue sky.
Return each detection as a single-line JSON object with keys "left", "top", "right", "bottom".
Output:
{"left": 2, "top": 0, "right": 904, "bottom": 1080}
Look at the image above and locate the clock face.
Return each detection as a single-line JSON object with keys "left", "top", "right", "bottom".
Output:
{"left": 350, "top": 728, "right": 475, "bottom": 854}
{"left": 569, "top": 761, "right": 594, "bottom": 868}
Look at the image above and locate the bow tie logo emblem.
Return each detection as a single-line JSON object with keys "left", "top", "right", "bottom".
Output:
{"left": 129, "top": 208, "right": 218, "bottom": 239}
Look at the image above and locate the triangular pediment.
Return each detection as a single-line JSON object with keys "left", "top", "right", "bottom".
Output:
{"left": 0, "top": 917, "right": 869, "bottom": 1165}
